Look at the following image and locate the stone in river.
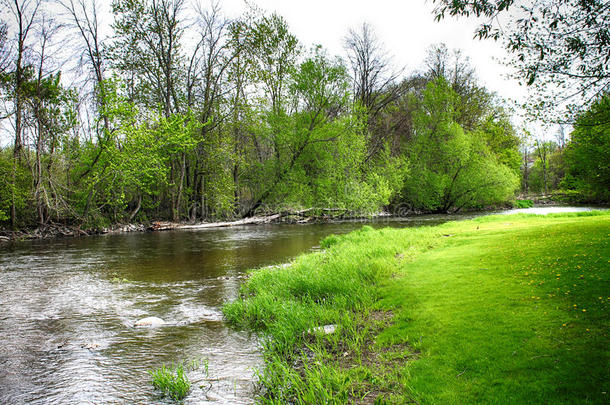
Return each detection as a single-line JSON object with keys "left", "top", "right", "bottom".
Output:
{"left": 134, "top": 316, "right": 165, "bottom": 327}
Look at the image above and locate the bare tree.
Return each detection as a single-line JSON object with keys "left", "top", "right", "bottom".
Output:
{"left": 110, "top": 0, "right": 186, "bottom": 117}
{"left": 57, "top": 0, "right": 108, "bottom": 132}
{"left": 343, "top": 23, "right": 404, "bottom": 162}
{"left": 343, "top": 23, "right": 402, "bottom": 119}
{"left": 189, "top": 1, "right": 235, "bottom": 132}
{"left": 3, "top": 0, "right": 42, "bottom": 228}
{"left": 4, "top": 0, "right": 41, "bottom": 158}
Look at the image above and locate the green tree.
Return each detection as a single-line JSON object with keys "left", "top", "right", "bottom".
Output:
{"left": 528, "top": 141, "right": 560, "bottom": 195}
{"left": 400, "top": 78, "right": 518, "bottom": 212}
{"left": 563, "top": 95, "right": 610, "bottom": 201}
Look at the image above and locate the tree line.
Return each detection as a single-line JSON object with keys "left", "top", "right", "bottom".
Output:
{"left": 432, "top": 0, "right": 608, "bottom": 203}
{"left": 0, "top": 0, "right": 605, "bottom": 230}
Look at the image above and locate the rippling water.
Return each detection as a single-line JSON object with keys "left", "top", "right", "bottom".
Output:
{"left": 0, "top": 208, "right": 602, "bottom": 404}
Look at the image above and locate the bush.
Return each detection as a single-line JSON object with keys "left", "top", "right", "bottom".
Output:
{"left": 514, "top": 199, "right": 534, "bottom": 208}
{"left": 551, "top": 190, "right": 588, "bottom": 204}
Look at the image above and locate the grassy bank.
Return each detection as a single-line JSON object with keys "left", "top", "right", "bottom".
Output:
{"left": 223, "top": 212, "right": 610, "bottom": 404}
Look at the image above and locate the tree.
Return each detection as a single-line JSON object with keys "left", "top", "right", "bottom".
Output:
{"left": 343, "top": 23, "right": 404, "bottom": 160}
{"left": 238, "top": 12, "right": 301, "bottom": 216}
{"left": 29, "top": 17, "right": 78, "bottom": 225}
{"left": 185, "top": 2, "right": 238, "bottom": 220}
{"left": 2, "top": 0, "right": 42, "bottom": 227}
{"left": 400, "top": 78, "right": 518, "bottom": 212}
{"left": 344, "top": 23, "right": 402, "bottom": 117}
{"left": 58, "top": 0, "right": 109, "bottom": 133}
{"left": 246, "top": 12, "right": 299, "bottom": 116}
{"left": 109, "top": 0, "right": 186, "bottom": 116}
{"left": 533, "top": 139, "right": 553, "bottom": 195}
{"left": 563, "top": 94, "right": 610, "bottom": 201}
{"left": 433, "top": 0, "right": 610, "bottom": 120}
{"left": 424, "top": 43, "right": 493, "bottom": 131}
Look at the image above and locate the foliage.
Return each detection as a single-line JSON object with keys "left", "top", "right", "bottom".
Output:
{"left": 0, "top": 149, "right": 33, "bottom": 226}
{"left": 525, "top": 140, "right": 564, "bottom": 195}
{"left": 551, "top": 189, "right": 588, "bottom": 204}
{"left": 432, "top": 0, "right": 610, "bottom": 119}
{"left": 399, "top": 78, "right": 518, "bottom": 212}
{"left": 563, "top": 95, "right": 610, "bottom": 202}
{"left": 0, "top": 3, "right": 527, "bottom": 229}
{"left": 225, "top": 212, "right": 610, "bottom": 404}
{"left": 149, "top": 363, "right": 191, "bottom": 401}
{"left": 514, "top": 199, "right": 533, "bottom": 208}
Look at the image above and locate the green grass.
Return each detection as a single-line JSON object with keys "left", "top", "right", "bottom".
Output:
{"left": 149, "top": 363, "right": 191, "bottom": 401}
{"left": 223, "top": 212, "right": 610, "bottom": 404}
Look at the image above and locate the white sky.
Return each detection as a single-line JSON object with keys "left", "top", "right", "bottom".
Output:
{"left": 216, "top": 0, "right": 525, "bottom": 106}
{"left": 1, "top": 0, "right": 543, "bottom": 146}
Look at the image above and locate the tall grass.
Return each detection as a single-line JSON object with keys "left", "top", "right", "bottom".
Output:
{"left": 149, "top": 363, "right": 190, "bottom": 400}
{"left": 223, "top": 225, "right": 441, "bottom": 402}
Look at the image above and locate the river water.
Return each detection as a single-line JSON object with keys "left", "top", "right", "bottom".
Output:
{"left": 0, "top": 207, "right": 602, "bottom": 404}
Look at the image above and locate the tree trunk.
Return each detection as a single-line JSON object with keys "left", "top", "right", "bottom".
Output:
{"left": 173, "top": 153, "right": 186, "bottom": 222}
{"left": 128, "top": 194, "right": 142, "bottom": 222}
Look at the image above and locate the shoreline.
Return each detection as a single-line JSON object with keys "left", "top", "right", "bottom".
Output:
{"left": 1, "top": 201, "right": 604, "bottom": 244}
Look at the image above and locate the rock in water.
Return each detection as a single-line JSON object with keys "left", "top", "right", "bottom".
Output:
{"left": 134, "top": 316, "right": 165, "bottom": 327}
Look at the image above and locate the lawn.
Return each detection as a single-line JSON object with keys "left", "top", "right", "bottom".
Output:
{"left": 224, "top": 212, "right": 609, "bottom": 404}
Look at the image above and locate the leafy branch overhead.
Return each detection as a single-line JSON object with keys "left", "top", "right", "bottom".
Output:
{"left": 433, "top": 0, "right": 610, "bottom": 120}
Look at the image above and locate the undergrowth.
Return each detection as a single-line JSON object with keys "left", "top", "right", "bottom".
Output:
{"left": 514, "top": 199, "right": 534, "bottom": 208}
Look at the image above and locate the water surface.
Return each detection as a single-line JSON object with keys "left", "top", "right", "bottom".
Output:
{"left": 0, "top": 207, "right": 602, "bottom": 404}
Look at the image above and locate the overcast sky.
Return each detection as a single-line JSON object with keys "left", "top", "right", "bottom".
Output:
{"left": 217, "top": 0, "right": 524, "bottom": 107}
{"left": 0, "top": 0, "right": 540, "bottom": 147}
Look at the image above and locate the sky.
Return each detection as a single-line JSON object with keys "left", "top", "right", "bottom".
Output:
{"left": 216, "top": 0, "right": 525, "bottom": 108}
{"left": 0, "top": 0, "right": 541, "bottom": 146}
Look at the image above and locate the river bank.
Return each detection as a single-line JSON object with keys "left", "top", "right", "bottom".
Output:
{"left": 0, "top": 213, "right": 297, "bottom": 243}
{"left": 0, "top": 208, "right": 435, "bottom": 243}
{"left": 223, "top": 211, "right": 610, "bottom": 404}
{"left": 1, "top": 202, "right": 597, "bottom": 243}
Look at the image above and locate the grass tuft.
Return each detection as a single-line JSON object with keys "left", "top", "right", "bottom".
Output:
{"left": 149, "top": 363, "right": 191, "bottom": 401}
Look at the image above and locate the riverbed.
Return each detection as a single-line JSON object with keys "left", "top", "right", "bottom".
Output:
{"left": 0, "top": 207, "right": 603, "bottom": 404}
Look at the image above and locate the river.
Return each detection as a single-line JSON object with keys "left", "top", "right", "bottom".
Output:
{"left": 0, "top": 207, "right": 602, "bottom": 404}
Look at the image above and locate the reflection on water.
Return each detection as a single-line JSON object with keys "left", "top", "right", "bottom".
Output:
{"left": 0, "top": 207, "right": 602, "bottom": 404}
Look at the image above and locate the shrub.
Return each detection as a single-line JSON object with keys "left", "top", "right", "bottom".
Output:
{"left": 514, "top": 199, "right": 534, "bottom": 208}
{"left": 551, "top": 189, "right": 588, "bottom": 204}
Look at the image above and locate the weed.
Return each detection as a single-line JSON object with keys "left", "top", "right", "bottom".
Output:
{"left": 149, "top": 363, "right": 191, "bottom": 400}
